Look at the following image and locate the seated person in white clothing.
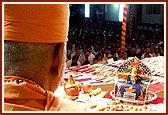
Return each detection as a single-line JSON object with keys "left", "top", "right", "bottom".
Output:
{"left": 70, "top": 48, "right": 83, "bottom": 61}
{"left": 103, "top": 47, "right": 112, "bottom": 62}
{"left": 80, "top": 50, "right": 95, "bottom": 65}
{"left": 96, "top": 53, "right": 107, "bottom": 64}
{"left": 119, "top": 52, "right": 128, "bottom": 60}
{"left": 141, "top": 47, "right": 153, "bottom": 59}
{"left": 66, "top": 55, "right": 81, "bottom": 68}
{"left": 86, "top": 46, "right": 95, "bottom": 64}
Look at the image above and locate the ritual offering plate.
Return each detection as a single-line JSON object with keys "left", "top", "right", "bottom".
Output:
{"left": 110, "top": 90, "right": 157, "bottom": 104}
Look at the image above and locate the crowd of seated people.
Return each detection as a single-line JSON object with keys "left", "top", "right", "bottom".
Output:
{"left": 66, "top": 21, "right": 164, "bottom": 68}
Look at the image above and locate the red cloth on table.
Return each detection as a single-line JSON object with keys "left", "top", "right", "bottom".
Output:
{"left": 151, "top": 97, "right": 164, "bottom": 104}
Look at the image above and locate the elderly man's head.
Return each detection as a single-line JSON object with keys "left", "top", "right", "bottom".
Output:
{"left": 4, "top": 41, "right": 66, "bottom": 92}
{"left": 4, "top": 4, "right": 69, "bottom": 92}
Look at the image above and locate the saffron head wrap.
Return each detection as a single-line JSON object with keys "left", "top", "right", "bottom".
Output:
{"left": 4, "top": 4, "right": 69, "bottom": 43}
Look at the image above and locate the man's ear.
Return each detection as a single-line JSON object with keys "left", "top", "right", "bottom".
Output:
{"left": 49, "top": 43, "right": 66, "bottom": 92}
{"left": 50, "top": 43, "right": 66, "bottom": 77}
